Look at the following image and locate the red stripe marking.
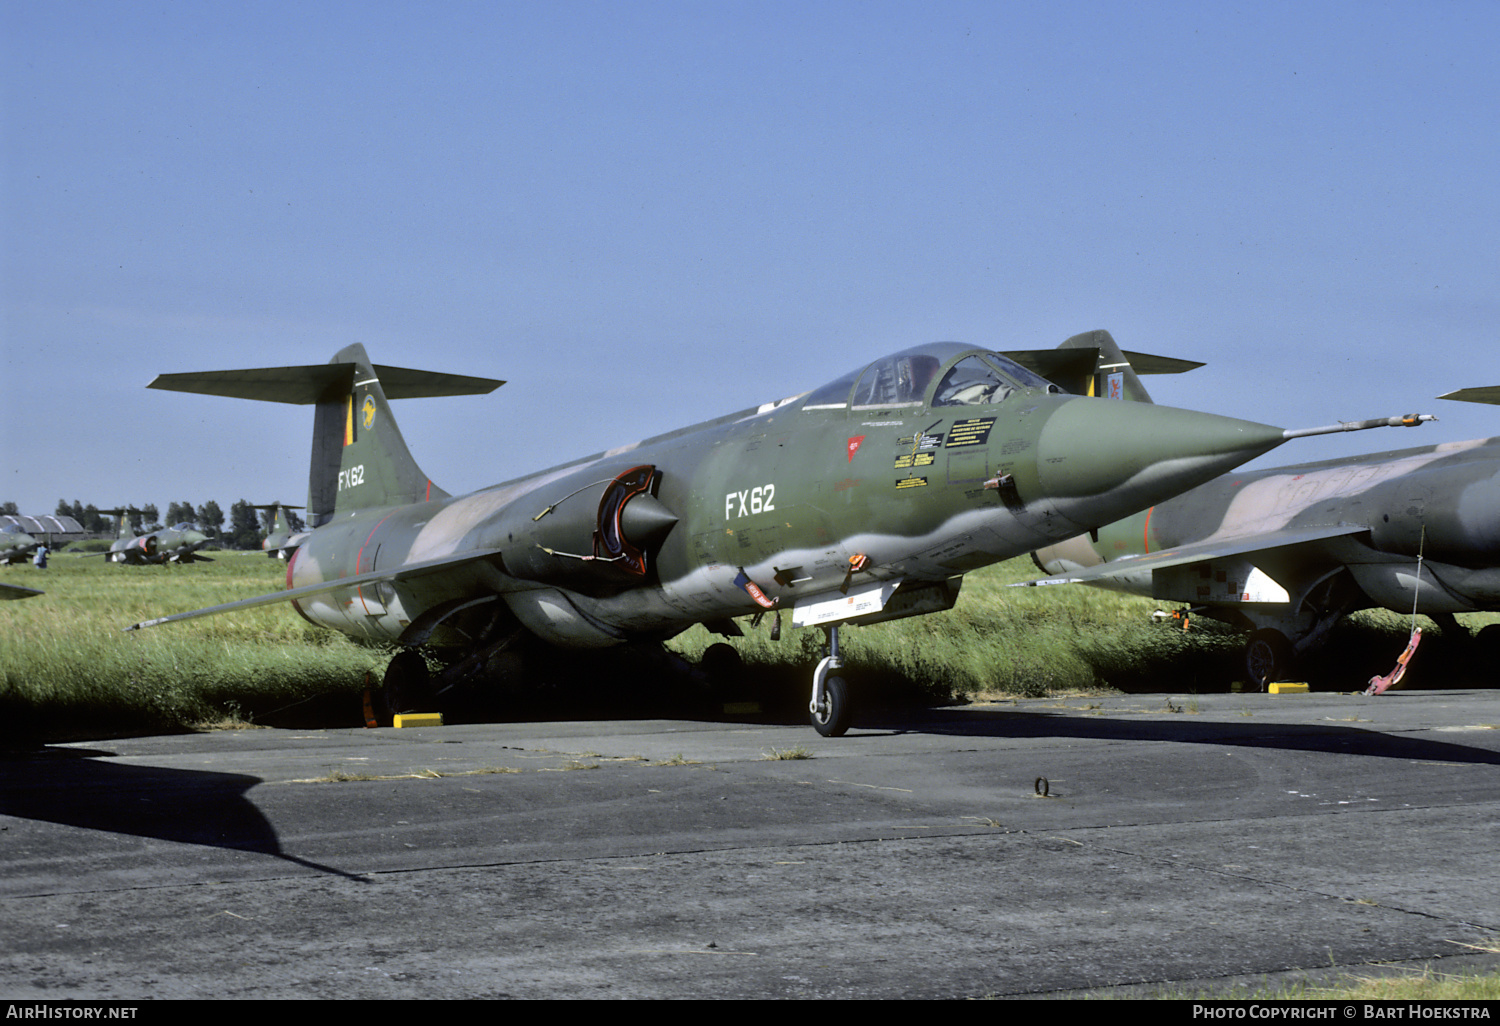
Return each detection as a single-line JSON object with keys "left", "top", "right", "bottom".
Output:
{"left": 1142, "top": 506, "right": 1155, "bottom": 554}
{"left": 287, "top": 546, "right": 319, "bottom": 626}
{"left": 355, "top": 513, "right": 396, "bottom": 613}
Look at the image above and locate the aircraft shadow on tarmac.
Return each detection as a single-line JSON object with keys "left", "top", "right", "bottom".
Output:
{"left": 2, "top": 704, "right": 1494, "bottom": 866}
{"left": 856, "top": 704, "right": 1500, "bottom": 766}
{"left": 0, "top": 747, "right": 366, "bottom": 881}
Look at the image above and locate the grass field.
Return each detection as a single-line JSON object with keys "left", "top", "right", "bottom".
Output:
{"left": 1, "top": 549, "right": 1492, "bottom": 743}
{"left": 0, "top": 551, "right": 382, "bottom": 742}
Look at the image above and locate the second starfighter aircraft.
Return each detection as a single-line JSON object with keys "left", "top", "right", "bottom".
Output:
{"left": 97, "top": 510, "right": 212, "bottom": 565}
{"left": 255, "top": 503, "right": 308, "bottom": 560}
{"left": 1, "top": 524, "right": 39, "bottom": 565}
{"left": 129, "top": 331, "right": 1426, "bottom": 733}
{"left": 1032, "top": 387, "right": 1496, "bottom": 687}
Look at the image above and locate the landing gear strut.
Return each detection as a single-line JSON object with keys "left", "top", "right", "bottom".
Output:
{"left": 809, "top": 623, "right": 853, "bottom": 737}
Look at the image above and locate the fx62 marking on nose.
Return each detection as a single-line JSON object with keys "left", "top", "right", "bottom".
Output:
{"left": 726, "top": 484, "right": 775, "bottom": 519}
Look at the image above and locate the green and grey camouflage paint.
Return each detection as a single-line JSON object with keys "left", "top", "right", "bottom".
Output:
{"left": 134, "top": 332, "right": 1409, "bottom": 730}
{"left": 1032, "top": 405, "right": 1499, "bottom": 682}
{"left": 94, "top": 509, "right": 211, "bottom": 565}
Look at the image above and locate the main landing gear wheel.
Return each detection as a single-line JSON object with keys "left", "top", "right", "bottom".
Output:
{"left": 382, "top": 649, "right": 434, "bottom": 718}
{"left": 1476, "top": 624, "right": 1500, "bottom": 664}
{"left": 701, "top": 642, "right": 745, "bottom": 686}
{"left": 1244, "top": 629, "right": 1294, "bottom": 690}
{"left": 810, "top": 674, "right": 852, "bottom": 737}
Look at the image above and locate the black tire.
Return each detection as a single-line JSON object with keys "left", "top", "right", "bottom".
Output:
{"left": 810, "top": 674, "right": 852, "bottom": 737}
{"left": 701, "top": 642, "right": 744, "bottom": 683}
{"left": 1473, "top": 625, "right": 1500, "bottom": 680}
{"left": 383, "top": 649, "right": 434, "bottom": 717}
{"left": 1244, "top": 629, "right": 1294, "bottom": 689}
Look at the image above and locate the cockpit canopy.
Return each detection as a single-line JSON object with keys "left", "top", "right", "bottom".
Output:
{"left": 801, "top": 343, "right": 1059, "bottom": 412}
{"left": 169, "top": 522, "right": 199, "bottom": 532}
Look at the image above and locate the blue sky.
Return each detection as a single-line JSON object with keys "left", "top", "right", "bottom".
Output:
{"left": 3, "top": 1, "right": 1496, "bottom": 518}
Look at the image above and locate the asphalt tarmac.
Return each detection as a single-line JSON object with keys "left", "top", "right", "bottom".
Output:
{"left": 3, "top": 689, "right": 1499, "bottom": 999}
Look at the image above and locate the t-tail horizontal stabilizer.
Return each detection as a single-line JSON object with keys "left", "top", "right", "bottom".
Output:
{"left": 1003, "top": 329, "right": 1204, "bottom": 402}
{"left": 148, "top": 344, "right": 505, "bottom": 525}
{"left": 148, "top": 362, "right": 504, "bottom": 404}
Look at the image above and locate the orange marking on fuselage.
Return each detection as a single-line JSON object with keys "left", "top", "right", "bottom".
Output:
{"left": 1142, "top": 506, "right": 1155, "bottom": 554}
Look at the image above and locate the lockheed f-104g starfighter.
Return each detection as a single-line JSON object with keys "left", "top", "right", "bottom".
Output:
{"left": 127, "top": 331, "right": 1429, "bottom": 733}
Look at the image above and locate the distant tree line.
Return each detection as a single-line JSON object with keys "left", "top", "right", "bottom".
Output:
{"left": 0, "top": 500, "right": 306, "bottom": 552}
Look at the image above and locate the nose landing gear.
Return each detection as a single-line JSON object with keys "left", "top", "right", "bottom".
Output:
{"left": 809, "top": 623, "right": 853, "bottom": 737}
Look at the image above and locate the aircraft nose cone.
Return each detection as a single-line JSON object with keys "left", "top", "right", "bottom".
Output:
{"left": 1035, "top": 398, "right": 1287, "bottom": 531}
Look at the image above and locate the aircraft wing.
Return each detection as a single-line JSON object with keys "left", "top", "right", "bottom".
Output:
{"left": 124, "top": 548, "right": 505, "bottom": 630}
{"left": 0, "top": 582, "right": 43, "bottom": 600}
{"left": 1021, "top": 523, "right": 1371, "bottom": 587}
{"left": 1438, "top": 386, "right": 1500, "bottom": 406}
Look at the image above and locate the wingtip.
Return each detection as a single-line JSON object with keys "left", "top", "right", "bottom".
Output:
{"left": 1438, "top": 386, "right": 1500, "bottom": 406}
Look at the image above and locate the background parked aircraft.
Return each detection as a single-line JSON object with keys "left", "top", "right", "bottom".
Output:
{"left": 1030, "top": 388, "right": 1491, "bottom": 687}
{"left": 255, "top": 503, "right": 307, "bottom": 560}
{"left": 1, "top": 524, "right": 39, "bottom": 565}
{"left": 95, "top": 510, "right": 212, "bottom": 565}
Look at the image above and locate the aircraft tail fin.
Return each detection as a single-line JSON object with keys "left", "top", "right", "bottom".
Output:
{"left": 251, "top": 503, "right": 304, "bottom": 534}
{"left": 1003, "top": 329, "right": 1203, "bottom": 403}
{"left": 149, "top": 345, "right": 503, "bottom": 526}
{"left": 97, "top": 508, "right": 134, "bottom": 540}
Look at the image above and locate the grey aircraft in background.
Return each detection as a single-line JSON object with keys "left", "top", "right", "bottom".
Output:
{"left": 95, "top": 510, "right": 212, "bottom": 565}
{"left": 1031, "top": 386, "right": 1496, "bottom": 687}
{"left": 255, "top": 503, "right": 308, "bottom": 560}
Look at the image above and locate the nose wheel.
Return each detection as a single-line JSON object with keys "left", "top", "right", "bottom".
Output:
{"left": 809, "top": 624, "right": 853, "bottom": 736}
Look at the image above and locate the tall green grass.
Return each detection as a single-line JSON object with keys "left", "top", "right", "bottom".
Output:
{"left": 2, "top": 551, "right": 1491, "bottom": 743}
{"left": 0, "top": 552, "right": 384, "bottom": 742}
{"left": 667, "top": 558, "right": 1497, "bottom": 705}
{"left": 667, "top": 560, "right": 1244, "bottom": 704}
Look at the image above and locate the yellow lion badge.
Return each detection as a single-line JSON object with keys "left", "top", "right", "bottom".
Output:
{"left": 361, "top": 395, "right": 377, "bottom": 430}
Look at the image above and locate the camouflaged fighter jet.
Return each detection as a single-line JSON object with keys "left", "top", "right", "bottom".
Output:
{"left": 1, "top": 523, "right": 39, "bottom": 565}
{"left": 254, "top": 503, "right": 308, "bottom": 560}
{"left": 1029, "top": 393, "right": 1500, "bottom": 690}
{"left": 0, "top": 514, "right": 82, "bottom": 564}
{"left": 126, "top": 333, "right": 1429, "bottom": 734}
{"left": 95, "top": 509, "right": 212, "bottom": 565}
